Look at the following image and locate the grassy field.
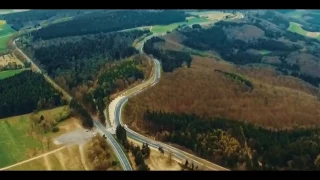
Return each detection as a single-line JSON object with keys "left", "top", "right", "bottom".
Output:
{"left": 0, "top": 9, "right": 29, "bottom": 15}
{"left": 288, "top": 22, "right": 307, "bottom": 35}
{"left": 151, "top": 17, "right": 210, "bottom": 34}
{"left": 0, "top": 20, "right": 16, "bottom": 53}
{"left": 288, "top": 22, "right": 320, "bottom": 39}
{"left": 0, "top": 106, "right": 74, "bottom": 168}
{"left": 260, "top": 50, "right": 271, "bottom": 55}
{"left": 0, "top": 69, "right": 29, "bottom": 80}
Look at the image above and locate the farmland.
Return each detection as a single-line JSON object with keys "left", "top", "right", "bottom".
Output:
{"left": 0, "top": 53, "right": 25, "bottom": 68}
{"left": 0, "top": 106, "right": 79, "bottom": 168}
{"left": 151, "top": 17, "right": 211, "bottom": 34}
{"left": 0, "top": 69, "right": 29, "bottom": 80}
{"left": 0, "top": 20, "right": 16, "bottom": 52}
{"left": 288, "top": 22, "right": 320, "bottom": 39}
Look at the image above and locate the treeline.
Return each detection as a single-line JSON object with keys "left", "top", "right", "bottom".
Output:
{"left": 23, "top": 30, "right": 148, "bottom": 91}
{"left": 143, "top": 37, "right": 192, "bottom": 72}
{"left": 301, "top": 24, "right": 320, "bottom": 32}
{"left": 32, "top": 10, "right": 187, "bottom": 40}
{"left": 214, "top": 70, "right": 253, "bottom": 89}
{"left": 277, "top": 68, "right": 320, "bottom": 88}
{"left": 69, "top": 99, "right": 93, "bottom": 128}
{"left": 180, "top": 26, "right": 299, "bottom": 65}
{"left": 116, "top": 125, "right": 150, "bottom": 170}
{"left": 302, "top": 13, "right": 320, "bottom": 26}
{"left": 144, "top": 110, "right": 320, "bottom": 170}
{"left": 255, "top": 11, "right": 290, "bottom": 30}
{"left": 0, "top": 10, "right": 93, "bottom": 30}
{"left": 91, "top": 59, "right": 145, "bottom": 123}
{"left": 0, "top": 71, "right": 63, "bottom": 119}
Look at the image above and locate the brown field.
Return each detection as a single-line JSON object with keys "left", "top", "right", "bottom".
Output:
{"left": 7, "top": 144, "right": 90, "bottom": 170}
{"left": 286, "top": 52, "right": 320, "bottom": 78}
{"left": 190, "top": 11, "right": 233, "bottom": 21}
{"left": 306, "top": 32, "right": 320, "bottom": 38}
{"left": 223, "top": 24, "right": 265, "bottom": 42}
{"left": 0, "top": 53, "right": 24, "bottom": 67}
{"left": 124, "top": 55, "right": 320, "bottom": 130}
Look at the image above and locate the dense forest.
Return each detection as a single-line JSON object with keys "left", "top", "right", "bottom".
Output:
{"left": 254, "top": 11, "right": 290, "bottom": 30}
{"left": 177, "top": 22, "right": 320, "bottom": 88}
{"left": 0, "top": 10, "right": 94, "bottom": 30}
{"left": 90, "top": 58, "right": 146, "bottom": 123}
{"left": 144, "top": 110, "right": 320, "bottom": 170}
{"left": 0, "top": 71, "right": 63, "bottom": 119}
{"left": 143, "top": 37, "right": 192, "bottom": 72}
{"left": 69, "top": 99, "right": 93, "bottom": 128}
{"left": 19, "top": 30, "right": 149, "bottom": 92}
{"left": 302, "top": 13, "right": 320, "bottom": 26}
{"left": 179, "top": 25, "right": 300, "bottom": 65}
{"left": 32, "top": 10, "right": 187, "bottom": 40}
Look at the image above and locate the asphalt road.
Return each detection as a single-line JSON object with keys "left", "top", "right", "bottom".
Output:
{"left": 93, "top": 120, "right": 132, "bottom": 170}
{"left": 111, "top": 35, "right": 229, "bottom": 171}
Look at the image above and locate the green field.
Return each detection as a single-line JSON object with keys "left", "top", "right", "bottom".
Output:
{"left": 260, "top": 50, "right": 271, "bottom": 55}
{"left": 0, "top": 106, "right": 68, "bottom": 168}
{"left": 287, "top": 22, "right": 320, "bottom": 39}
{"left": 151, "top": 17, "right": 211, "bottom": 34}
{"left": 0, "top": 115, "right": 42, "bottom": 168}
{"left": 288, "top": 22, "right": 307, "bottom": 36}
{"left": 0, "top": 20, "right": 16, "bottom": 52}
{"left": 0, "top": 69, "right": 29, "bottom": 80}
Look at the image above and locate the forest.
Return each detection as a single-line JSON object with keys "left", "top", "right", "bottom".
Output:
{"left": 32, "top": 10, "right": 187, "bottom": 40}
{"left": 0, "top": 71, "right": 63, "bottom": 119}
{"left": 19, "top": 30, "right": 149, "bottom": 92}
{"left": 143, "top": 37, "right": 192, "bottom": 72}
{"left": 254, "top": 11, "right": 290, "bottom": 30}
{"left": 69, "top": 99, "right": 93, "bottom": 128}
{"left": 302, "top": 13, "right": 320, "bottom": 26}
{"left": 177, "top": 23, "right": 320, "bottom": 88}
{"left": 179, "top": 25, "right": 300, "bottom": 65}
{"left": 144, "top": 110, "right": 320, "bottom": 170}
{"left": 0, "top": 10, "right": 93, "bottom": 30}
{"left": 89, "top": 58, "right": 146, "bottom": 123}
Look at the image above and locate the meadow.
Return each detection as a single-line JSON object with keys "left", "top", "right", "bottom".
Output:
{"left": 151, "top": 17, "right": 211, "bottom": 34}
{"left": 287, "top": 22, "right": 320, "bottom": 39}
{"left": 0, "top": 20, "right": 16, "bottom": 53}
{"left": 0, "top": 106, "right": 74, "bottom": 168}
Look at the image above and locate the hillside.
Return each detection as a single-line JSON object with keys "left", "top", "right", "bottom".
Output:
{"left": 123, "top": 19, "right": 320, "bottom": 170}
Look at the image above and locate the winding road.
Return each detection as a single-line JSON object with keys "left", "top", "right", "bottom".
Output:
{"left": 11, "top": 12, "right": 244, "bottom": 170}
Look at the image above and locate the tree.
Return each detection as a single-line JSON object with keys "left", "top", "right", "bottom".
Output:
{"left": 142, "top": 143, "right": 151, "bottom": 159}
{"left": 134, "top": 151, "right": 144, "bottom": 166}
{"left": 167, "top": 151, "right": 172, "bottom": 165}
{"left": 185, "top": 160, "right": 189, "bottom": 168}
{"left": 40, "top": 115, "right": 44, "bottom": 122}
{"left": 192, "top": 24, "right": 202, "bottom": 29}
{"left": 158, "top": 146, "right": 164, "bottom": 154}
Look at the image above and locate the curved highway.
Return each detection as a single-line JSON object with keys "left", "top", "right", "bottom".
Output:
{"left": 12, "top": 12, "right": 244, "bottom": 170}
{"left": 110, "top": 34, "right": 229, "bottom": 171}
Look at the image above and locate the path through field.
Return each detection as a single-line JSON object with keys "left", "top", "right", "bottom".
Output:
{"left": 0, "top": 147, "right": 66, "bottom": 170}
